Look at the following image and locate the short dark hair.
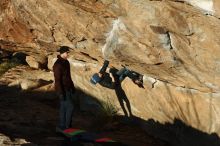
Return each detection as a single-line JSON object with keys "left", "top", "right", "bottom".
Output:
{"left": 58, "top": 46, "right": 70, "bottom": 54}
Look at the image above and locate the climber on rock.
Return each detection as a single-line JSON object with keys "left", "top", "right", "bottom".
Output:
{"left": 90, "top": 61, "right": 144, "bottom": 88}
{"left": 90, "top": 61, "right": 145, "bottom": 117}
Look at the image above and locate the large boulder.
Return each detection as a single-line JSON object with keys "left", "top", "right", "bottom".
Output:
{"left": 20, "top": 78, "right": 52, "bottom": 90}
{"left": 26, "top": 55, "right": 47, "bottom": 69}
{"left": 1, "top": 0, "right": 220, "bottom": 139}
{"left": 26, "top": 56, "right": 40, "bottom": 69}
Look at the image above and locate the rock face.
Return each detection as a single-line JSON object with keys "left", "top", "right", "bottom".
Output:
{"left": 1, "top": 0, "right": 220, "bottom": 137}
{"left": 178, "top": 0, "right": 220, "bottom": 17}
{"left": 26, "top": 56, "right": 40, "bottom": 69}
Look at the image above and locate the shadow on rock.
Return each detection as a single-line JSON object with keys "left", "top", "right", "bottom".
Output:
{"left": 130, "top": 116, "right": 220, "bottom": 146}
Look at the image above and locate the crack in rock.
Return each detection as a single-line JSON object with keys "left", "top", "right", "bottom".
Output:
{"left": 155, "top": 78, "right": 219, "bottom": 94}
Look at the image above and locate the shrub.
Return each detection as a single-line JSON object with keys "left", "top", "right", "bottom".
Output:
{"left": 99, "top": 99, "right": 119, "bottom": 118}
{"left": 0, "top": 58, "right": 21, "bottom": 76}
{"left": 92, "top": 98, "right": 119, "bottom": 130}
